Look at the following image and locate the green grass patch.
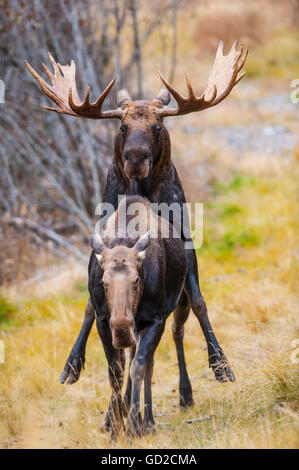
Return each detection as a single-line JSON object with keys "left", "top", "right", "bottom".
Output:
{"left": 201, "top": 226, "right": 260, "bottom": 258}
{"left": 0, "top": 290, "right": 89, "bottom": 329}
{"left": 76, "top": 281, "right": 88, "bottom": 294}
{"left": 0, "top": 294, "right": 18, "bottom": 326}
{"left": 219, "top": 203, "right": 243, "bottom": 218}
{"left": 245, "top": 30, "right": 299, "bottom": 79}
{"left": 197, "top": 173, "right": 266, "bottom": 262}
{"left": 214, "top": 174, "right": 256, "bottom": 194}
{"left": 217, "top": 227, "right": 260, "bottom": 252}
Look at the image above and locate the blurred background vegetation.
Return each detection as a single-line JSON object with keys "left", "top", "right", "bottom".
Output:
{"left": 0, "top": 0, "right": 298, "bottom": 449}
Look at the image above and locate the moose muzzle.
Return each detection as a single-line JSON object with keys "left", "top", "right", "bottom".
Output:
{"left": 110, "top": 319, "right": 136, "bottom": 349}
{"left": 122, "top": 131, "right": 152, "bottom": 181}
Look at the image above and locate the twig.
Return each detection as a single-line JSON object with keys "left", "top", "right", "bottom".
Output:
{"left": 184, "top": 416, "right": 214, "bottom": 424}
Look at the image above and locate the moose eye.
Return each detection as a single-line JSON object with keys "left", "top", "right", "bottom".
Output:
{"left": 152, "top": 123, "right": 162, "bottom": 137}
{"left": 120, "top": 124, "right": 128, "bottom": 135}
{"left": 133, "top": 276, "right": 140, "bottom": 285}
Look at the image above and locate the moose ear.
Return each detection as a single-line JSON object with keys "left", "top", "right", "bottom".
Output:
{"left": 117, "top": 89, "right": 132, "bottom": 107}
{"left": 154, "top": 87, "right": 171, "bottom": 106}
{"left": 133, "top": 230, "right": 151, "bottom": 261}
{"left": 90, "top": 232, "right": 106, "bottom": 263}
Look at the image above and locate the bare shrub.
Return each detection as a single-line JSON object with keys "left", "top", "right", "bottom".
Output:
{"left": 0, "top": 0, "right": 178, "bottom": 283}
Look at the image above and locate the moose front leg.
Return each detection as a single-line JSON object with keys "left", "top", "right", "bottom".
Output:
{"left": 127, "top": 320, "right": 165, "bottom": 438}
{"left": 185, "top": 249, "right": 235, "bottom": 382}
{"left": 96, "top": 317, "right": 125, "bottom": 440}
{"left": 122, "top": 345, "right": 136, "bottom": 417}
{"left": 101, "top": 348, "right": 126, "bottom": 434}
{"left": 142, "top": 358, "right": 155, "bottom": 435}
{"left": 60, "top": 298, "right": 95, "bottom": 384}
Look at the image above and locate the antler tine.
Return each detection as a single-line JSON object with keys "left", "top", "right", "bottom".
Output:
{"left": 185, "top": 73, "right": 197, "bottom": 100}
{"left": 68, "top": 76, "right": 119, "bottom": 119}
{"left": 158, "top": 71, "right": 185, "bottom": 105}
{"left": 232, "top": 40, "right": 239, "bottom": 53}
{"left": 216, "top": 40, "right": 224, "bottom": 57}
{"left": 42, "top": 62, "right": 53, "bottom": 82}
{"left": 95, "top": 77, "right": 116, "bottom": 107}
{"left": 25, "top": 60, "right": 49, "bottom": 94}
{"left": 156, "top": 41, "right": 248, "bottom": 118}
{"left": 25, "top": 54, "right": 123, "bottom": 119}
{"left": 48, "top": 51, "right": 60, "bottom": 76}
{"left": 237, "top": 47, "right": 248, "bottom": 72}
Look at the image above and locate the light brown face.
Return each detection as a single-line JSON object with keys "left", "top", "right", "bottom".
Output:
{"left": 118, "top": 100, "right": 166, "bottom": 181}
{"left": 97, "top": 245, "right": 144, "bottom": 349}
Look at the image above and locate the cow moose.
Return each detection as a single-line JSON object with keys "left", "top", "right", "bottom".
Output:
{"left": 89, "top": 195, "right": 188, "bottom": 437}
{"left": 26, "top": 41, "right": 248, "bottom": 403}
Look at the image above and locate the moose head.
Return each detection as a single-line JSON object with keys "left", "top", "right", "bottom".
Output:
{"left": 25, "top": 41, "right": 248, "bottom": 182}
{"left": 90, "top": 230, "right": 151, "bottom": 349}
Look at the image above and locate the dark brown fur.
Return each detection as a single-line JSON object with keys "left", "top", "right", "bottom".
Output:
{"left": 90, "top": 195, "right": 187, "bottom": 437}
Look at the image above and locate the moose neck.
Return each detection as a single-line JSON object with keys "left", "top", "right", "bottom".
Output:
{"left": 127, "top": 175, "right": 154, "bottom": 199}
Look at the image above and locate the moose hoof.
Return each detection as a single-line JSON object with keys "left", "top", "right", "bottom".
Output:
{"left": 101, "top": 416, "right": 112, "bottom": 433}
{"left": 100, "top": 423, "right": 110, "bottom": 433}
{"left": 142, "top": 420, "right": 156, "bottom": 435}
{"left": 126, "top": 414, "right": 143, "bottom": 439}
{"left": 179, "top": 393, "right": 194, "bottom": 408}
{"left": 179, "top": 382, "right": 194, "bottom": 408}
{"left": 126, "top": 426, "right": 142, "bottom": 439}
{"left": 210, "top": 352, "right": 236, "bottom": 383}
{"left": 59, "top": 353, "right": 85, "bottom": 385}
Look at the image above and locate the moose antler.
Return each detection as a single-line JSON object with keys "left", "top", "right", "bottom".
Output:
{"left": 157, "top": 41, "right": 248, "bottom": 117}
{"left": 25, "top": 52, "right": 123, "bottom": 119}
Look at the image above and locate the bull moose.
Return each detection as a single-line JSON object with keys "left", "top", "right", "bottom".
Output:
{"left": 89, "top": 195, "right": 188, "bottom": 437}
{"left": 25, "top": 41, "right": 247, "bottom": 410}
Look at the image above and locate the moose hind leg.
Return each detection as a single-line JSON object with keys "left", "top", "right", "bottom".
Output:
{"left": 172, "top": 290, "right": 194, "bottom": 407}
{"left": 185, "top": 249, "right": 235, "bottom": 383}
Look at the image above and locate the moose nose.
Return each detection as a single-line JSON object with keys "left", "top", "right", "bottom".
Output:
{"left": 112, "top": 327, "right": 136, "bottom": 349}
{"left": 110, "top": 319, "right": 136, "bottom": 349}
{"left": 115, "top": 326, "right": 129, "bottom": 338}
{"left": 123, "top": 148, "right": 151, "bottom": 164}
